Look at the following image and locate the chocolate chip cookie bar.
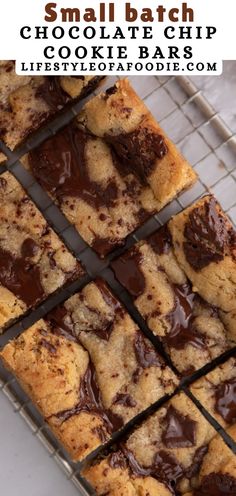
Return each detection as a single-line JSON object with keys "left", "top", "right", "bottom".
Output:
{"left": 83, "top": 391, "right": 223, "bottom": 495}
{"left": 78, "top": 79, "right": 196, "bottom": 205}
{"left": 0, "top": 171, "right": 83, "bottom": 331}
{"left": 190, "top": 357, "right": 236, "bottom": 428}
{"left": 0, "top": 279, "right": 178, "bottom": 461}
{"left": 21, "top": 79, "right": 196, "bottom": 256}
{"left": 112, "top": 195, "right": 236, "bottom": 375}
{"left": 0, "top": 60, "right": 105, "bottom": 162}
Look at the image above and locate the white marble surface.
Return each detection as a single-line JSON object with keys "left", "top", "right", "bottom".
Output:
{"left": 0, "top": 393, "right": 79, "bottom": 495}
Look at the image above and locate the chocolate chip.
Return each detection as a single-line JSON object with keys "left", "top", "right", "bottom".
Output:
{"left": 106, "top": 127, "right": 168, "bottom": 184}
{"left": 111, "top": 248, "right": 145, "bottom": 298}
{"left": 215, "top": 378, "right": 236, "bottom": 423}
{"left": 0, "top": 246, "right": 45, "bottom": 306}
{"left": 194, "top": 472, "right": 236, "bottom": 495}
{"left": 21, "top": 238, "right": 39, "bottom": 258}
{"left": 162, "top": 405, "right": 197, "bottom": 448}
{"left": 183, "top": 197, "right": 233, "bottom": 271}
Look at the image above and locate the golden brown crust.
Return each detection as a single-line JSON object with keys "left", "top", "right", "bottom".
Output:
{"left": 0, "top": 171, "right": 82, "bottom": 331}
{"left": 0, "top": 280, "right": 178, "bottom": 461}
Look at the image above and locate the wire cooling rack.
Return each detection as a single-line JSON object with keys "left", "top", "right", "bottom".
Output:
{"left": 0, "top": 68, "right": 236, "bottom": 495}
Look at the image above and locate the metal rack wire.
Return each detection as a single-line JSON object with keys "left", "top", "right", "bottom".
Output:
{"left": 0, "top": 70, "right": 236, "bottom": 495}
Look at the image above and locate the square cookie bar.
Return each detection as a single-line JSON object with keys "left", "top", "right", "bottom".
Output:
{"left": 83, "top": 391, "right": 230, "bottom": 495}
{"left": 0, "top": 279, "right": 178, "bottom": 461}
{"left": 0, "top": 171, "right": 83, "bottom": 331}
{"left": 112, "top": 195, "right": 236, "bottom": 375}
{"left": 21, "top": 78, "right": 196, "bottom": 256}
{"left": 190, "top": 356, "right": 236, "bottom": 429}
{"left": 0, "top": 60, "right": 105, "bottom": 162}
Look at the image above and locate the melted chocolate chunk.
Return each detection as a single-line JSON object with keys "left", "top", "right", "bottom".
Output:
{"left": 123, "top": 447, "right": 152, "bottom": 478}
{"left": 111, "top": 248, "right": 145, "bottom": 298}
{"left": 152, "top": 450, "right": 184, "bottom": 485}
{"left": 134, "top": 331, "right": 162, "bottom": 369}
{"left": 92, "top": 236, "right": 121, "bottom": 257}
{"left": 215, "top": 378, "right": 236, "bottom": 423}
{"left": 106, "top": 127, "right": 168, "bottom": 184}
{"left": 148, "top": 226, "right": 172, "bottom": 256}
{"left": 46, "top": 305, "right": 76, "bottom": 341}
{"left": 194, "top": 472, "right": 236, "bottom": 496}
{"left": 183, "top": 197, "right": 233, "bottom": 271}
{"left": 29, "top": 125, "right": 119, "bottom": 211}
{"left": 123, "top": 446, "right": 180, "bottom": 492}
{"left": 162, "top": 405, "right": 196, "bottom": 448}
{"left": 53, "top": 362, "right": 106, "bottom": 422}
{"left": 21, "top": 238, "right": 39, "bottom": 258}
{"left": 0, "top": 246, "right": 45, "bottom": 307}
{"left": 92, "top": 322, "right": 115, "bottom": 341}
{"left": 113, "top": 393, "right": 137, "bottom": 408}
{"left": 95, "top": 278, "right": 123, "bottom": 314}
{"left": 53, "top": 361, "right": 121, "bottom": 433}
{"left": 105, "top": 85, "right": 118, "bottom": 97}
{"left": 35, "top": 77, "right": 69, "bottom": 111}
{"left": 165, "top": 283, "right": 206, "bottom": 352}
{"left": 106, "top": 410, "right": 124, "bottom": 431}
